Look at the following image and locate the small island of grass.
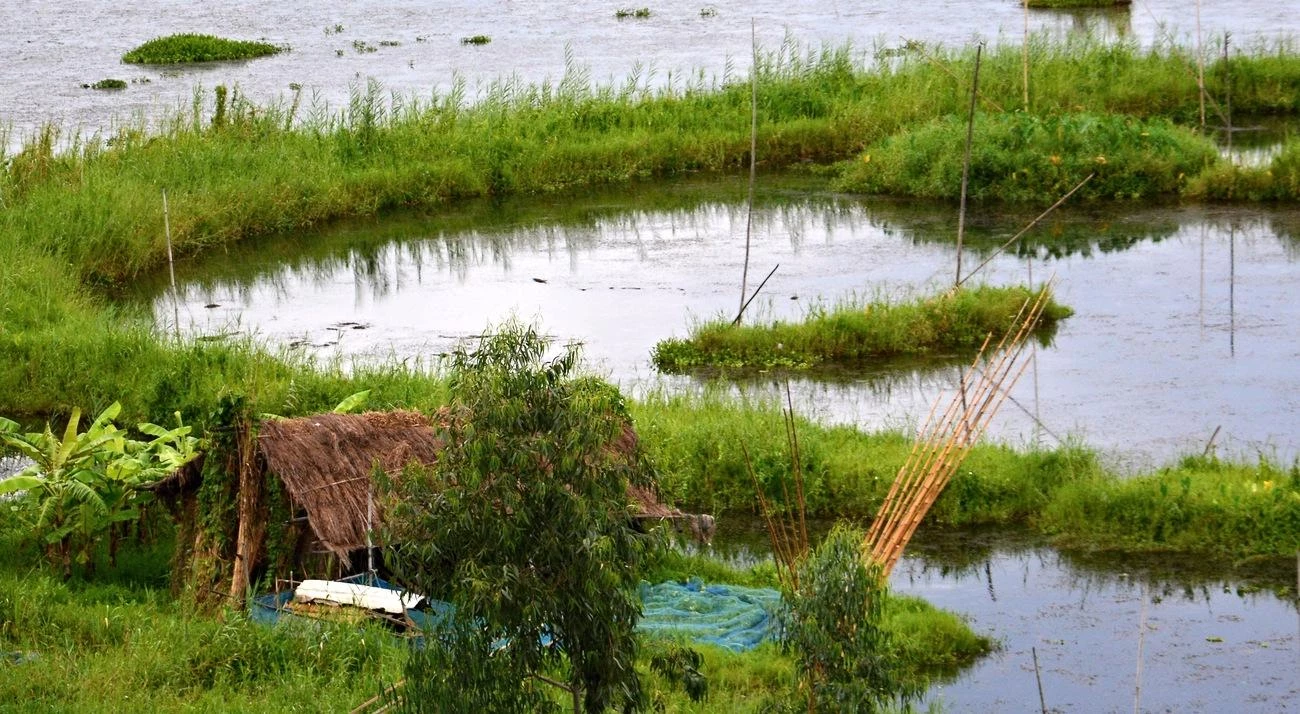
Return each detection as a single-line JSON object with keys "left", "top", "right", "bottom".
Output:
{"left": 652, "top": 285, "right": 1071, "bottom": 373}
{"left": 122, "top": 33, "right": 284, "bottom": 65}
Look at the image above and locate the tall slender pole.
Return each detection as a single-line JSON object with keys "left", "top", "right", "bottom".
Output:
{"left": 367, "top": 478, "right": 375, "bottom": 577}
{"left": 1022, "top": 0, "right": 1030, "bottom": 112}
{"left": 163, "top": 190, "right": 180, "bottom": 341}
{"left": 1224, "top": 33, "right": 1232, "bottom": 157}
{"left": 739, "top": 19, "right": 758, "bottom": 319}
{"left": 1195, "top": 0, "right": 1206, "bottom": 132}
{"left": 1033, "top": 646, "right": 1048, "bottom": 714}
{"left": 956, "top": 44, "right": 983, "bottom": 287}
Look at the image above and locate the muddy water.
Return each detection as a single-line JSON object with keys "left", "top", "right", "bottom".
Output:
{"left": 2, "top": 1, "right": 1296, "bottom": 150}
{"left": 711, "top": 521, "right": 1300, "bottom": 712}
{"left": 142, "top": 178, "right": 1300, "bottom": 469}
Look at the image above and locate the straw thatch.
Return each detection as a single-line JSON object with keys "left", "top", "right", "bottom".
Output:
{"left": 258, "top": 410, "right": 445, "bottom": 559}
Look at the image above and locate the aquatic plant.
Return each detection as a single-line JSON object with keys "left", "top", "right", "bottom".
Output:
{"left": 83, "top": 79, "right": 127, "bottom": 90}
{"left": 836, "top": 112, "right": 1220, "bottom": 202}
{"left": 460, "top": 35, "right": 491, "bottom": 45}
{"left": 122, "top": 34, "right": 284, "bottom": 64}
{"left": 615, "top": 8, "right": 653, "bottom": 19}
{"left": 652, "top": 285, "right": 1071, "bottom": 373}
{"left": 1027, "top": 0, "right": 1131, "bottom": 6}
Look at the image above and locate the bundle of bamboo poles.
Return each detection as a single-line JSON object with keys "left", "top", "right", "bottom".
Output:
{"left": 864, "top": 282, "right": 1056, "bottom": 576}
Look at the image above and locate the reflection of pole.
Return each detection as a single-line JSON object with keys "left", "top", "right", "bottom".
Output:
{"left": 163, "top": 190, "right": 180, "bottom": 341}
{"left": 1134, "top": 582, "right": 1148, "bottom": 714}
{"left": 1199, "top": 226, "right": 1206, "bottom": 337}
{"left": 1229, "top": 225, "right": 1236, "bottom": 357}
{"left": 1029, "top": 255, "right": 1040, "bottom": 445}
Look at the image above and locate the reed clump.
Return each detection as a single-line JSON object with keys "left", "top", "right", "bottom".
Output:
{"left": 652, "top": 285, "right": 1071, "bottom": 373}
{"left": 836, "top": 112, "right": 1219, "bottom": 202}
{"left": 122, "top": 34, "right": 285, "bottom": 64}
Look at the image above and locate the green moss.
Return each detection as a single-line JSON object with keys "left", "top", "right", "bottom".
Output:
{"left": 122, "top": 34, "right": 284, "bottom": 64}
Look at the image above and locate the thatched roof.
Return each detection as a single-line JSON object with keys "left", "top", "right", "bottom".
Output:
{"left": 258, "top": 410, "right": 444, "bottom": 559}
{"left": 257, "top": 410, "right": 704, "bottom": 558}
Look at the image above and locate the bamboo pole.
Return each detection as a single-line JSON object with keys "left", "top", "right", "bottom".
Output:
{"left": 955, "top": 43, "right": 983, "bottom": 287}
{"left": 163, "top": 190, "right": 180, "bottom": 341}
{"left": 1196, "top": 0, "right": 1206, "bottom": 133}
{"left": 738, "top": 19, "right": 758, "bottom": 320}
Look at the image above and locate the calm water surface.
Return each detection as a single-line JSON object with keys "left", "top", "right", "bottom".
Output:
{"left": 145, "top": 180, "right": 1300, "bottom": 470}
{"left": 3, "top": 0, "right": 1297, "bottom": 149}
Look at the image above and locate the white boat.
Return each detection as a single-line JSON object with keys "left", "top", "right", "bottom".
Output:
{"left": 293, "top": 579, "right": 426, "bottom": 615}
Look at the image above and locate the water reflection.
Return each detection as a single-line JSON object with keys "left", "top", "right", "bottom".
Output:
{"left": 141, "top": 177, "right": 1300, "bottom": 466}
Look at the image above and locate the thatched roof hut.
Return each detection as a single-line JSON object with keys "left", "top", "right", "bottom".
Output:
{"left": 157, "top": 408, "right": 708, "bottom": 599}
{"left": 258, "top": 410, "right": 444, "bottom": 559}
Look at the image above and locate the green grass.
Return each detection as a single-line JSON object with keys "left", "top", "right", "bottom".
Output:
{"left": 835, "top": 112, "right": 1219, "bottom": 202}
{"left": 1185, "top": 136, "right": 1300, "bottom": 201}
{"left": 652, "top": 285, "right": 1071, "bottom": 373}
{"left": 1027, "top": 0, "right": 1130, "bottom": 7}
{"left": 630, "top": 393, "right": 1300, "bottom": 560}
{"left": 83, "top": 79, "right": 127, "bottom": 90}
{"left": 122, "top": 34, "right": 284, "bottom": 64}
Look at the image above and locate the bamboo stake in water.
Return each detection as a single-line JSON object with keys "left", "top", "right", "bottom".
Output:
{"left": 738, "top": 19, "right": 758, "bottom": 321}
{"left": 1022, "top": 0, "right": 1030, "bottom": 112}
{"left": 955, "top": 43, "right": 983, "bottom": 287}
{"left": 1033, "top": 646, "right": 1048, "bottom": 714}
{"left": 1195, "top": 0, "right": 1206, "bottom": 132}
{"left": 163, "top": 190, "right": 180, "bottom": 341}
{"left": 1224, "top": 33, "right": 1232, "bottom": 157}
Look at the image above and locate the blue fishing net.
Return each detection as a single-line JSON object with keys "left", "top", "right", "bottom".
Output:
{"left": 254, "top": 575, "right": 784, "bottom": 653}
{"left": 636, "top": 579, "right": 783, "bottom": 652}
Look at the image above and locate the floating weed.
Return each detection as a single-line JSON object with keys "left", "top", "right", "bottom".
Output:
{"left": 700, "top": 7, "right": 719, "bottom": 18}
{"left": 122, "top": 34, "right": 285, "bottom": 64}
{"left": 324, "top": 23, "right": 345, "bottom": 35}
{"left": 83, "top": 79, "right": 127, "bottom": 90}
{"left": 351, "top": 39, "right": 377, "bottom": 54}
{"left": 378, "top": 40, "right": 401, "bottom": 47}
{"left": 460, "top": 35, "right": 491, "bottom": 45}
{"left": 616, "top": 8, "right": 653, "bottom": 19}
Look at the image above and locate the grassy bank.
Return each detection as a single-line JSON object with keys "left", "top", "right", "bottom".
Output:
{"left": 834, "top": 112, "right": 1219, "bottom": 201}
{"left": 652, "top": 285, "right": 1071, "bottom": 373}
{"left": 0, "top": 523, "right": 986, "bottom": 712}
{"left": 630, "top": 394, "right": 1300, "bottom": 561}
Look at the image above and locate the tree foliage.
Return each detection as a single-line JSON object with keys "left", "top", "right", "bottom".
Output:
{"left": 382, "top": 322, "right": 656, "bottom": 712}
{"left": 785, "top": 524, "right": 911, "bottom": 713}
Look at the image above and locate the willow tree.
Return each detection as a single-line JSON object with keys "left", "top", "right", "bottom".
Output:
{"left": 383, "top": 322, "right": 655, "bottom": 713}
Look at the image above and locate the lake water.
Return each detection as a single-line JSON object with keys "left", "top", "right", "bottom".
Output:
{"left": 3, "top": 0, "right": 1298, "bottom": 151}
{"left": 143, "top": 178, "right": 1300, "bottom": 471}
{"left": 705, "top": 522, "right": 1300, "bottom": 713}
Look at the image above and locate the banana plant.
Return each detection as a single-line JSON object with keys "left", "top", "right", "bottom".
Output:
{"left": 0, "top": 404, "right": 202, "bottom": 578}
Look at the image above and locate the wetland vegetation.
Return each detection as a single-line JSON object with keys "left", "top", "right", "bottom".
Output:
{"left": 122, "top": 34, "right": 285, "bottom": 65}
{"left": 652, "top": 285, "right": 1071, "bottom": 373}
{"left": 2, "top": 31, "right": 1299, "bottom": 712}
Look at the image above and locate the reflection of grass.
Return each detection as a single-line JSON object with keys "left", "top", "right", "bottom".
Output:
{"left": 122, "top": 34, "right": 284, "bottom": 64}
{"left": 652, "top": 285, "right": 1071, "bottom": 373}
